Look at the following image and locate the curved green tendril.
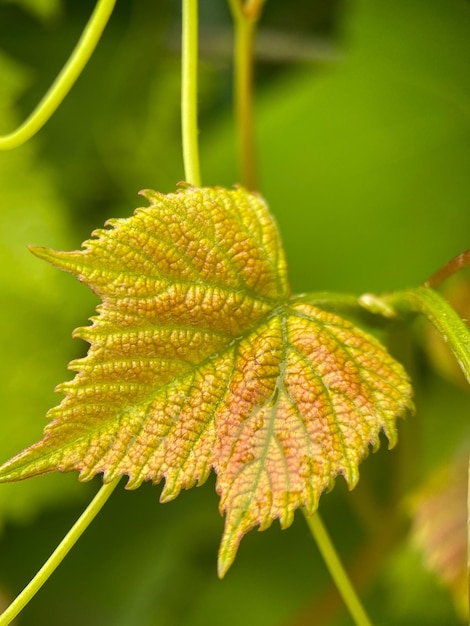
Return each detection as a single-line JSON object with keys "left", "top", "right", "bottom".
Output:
{"left": 0, "top": 0, "right": 117, "bottom": 151}
{"left": 0, "top": 478, "right": 120, "bottom": 626}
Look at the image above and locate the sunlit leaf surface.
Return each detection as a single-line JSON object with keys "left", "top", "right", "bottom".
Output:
{"left": 0, "top": 186, "right": 412, "bottom": 574}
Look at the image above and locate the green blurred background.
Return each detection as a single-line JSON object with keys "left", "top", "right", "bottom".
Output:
{"left": 0, "top": 0, "right": 469, "bottom": 624}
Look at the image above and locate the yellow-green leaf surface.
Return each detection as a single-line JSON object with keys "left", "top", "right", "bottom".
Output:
{"left": 0, "top": 186, "right": 412, "bottom": 575}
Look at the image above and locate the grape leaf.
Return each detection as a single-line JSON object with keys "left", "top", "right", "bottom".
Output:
{"left": 0, "top": 186, "right": 412, "bottom": 575}
{"left": 411, "top": 455, "right": 468, "bottom": 619}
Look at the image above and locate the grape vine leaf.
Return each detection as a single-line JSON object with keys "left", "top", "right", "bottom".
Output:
{"left": 0, "top": 186, "right": 413, "bottom": 576}
{"left": 411, "top": 454, "right": 468, "bottom": 619}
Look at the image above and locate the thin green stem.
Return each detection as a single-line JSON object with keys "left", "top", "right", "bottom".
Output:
{"left": 372, "top": 286, "right": 470, "bottom": 385}
{"left": 181, "top": 0, "right": 201, "bottom": 187}
{"left": 293, "top": 291, "right": 364, "bottom": 312}
{"left": 303, "top": 511, "right": 373, "bottom": 626}
{"left": 228, "top": 0, "right": 265, "bottom": 189}
{"left": 0, "top": 478, "right": 120, "bottom": 626}
{"left": 0, "top": 0, "right": 116, "bottom": 150}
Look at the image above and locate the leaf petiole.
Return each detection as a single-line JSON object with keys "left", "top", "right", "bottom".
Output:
{"left": 0, "top": 0, "right": 116, "bottom": 151}
{"left": 0, "top": 478, "right": 120, "bottom": 626}
{"left": 364, "top": 286, "right": 470, "bottom": 385}
{"left": 293, "top": 291, "right": 366, "bottom": 313}
{"left": 303, "top": 511, "right": 372, "bottom": 626}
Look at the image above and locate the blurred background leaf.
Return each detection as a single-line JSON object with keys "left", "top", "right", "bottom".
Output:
{"left": 204, "top": 0, "right": 470, "bottom": 294}
{"left": 0, "top": 50, "right": 92, "bottom": 529}
{"left": 0, "top": 0, "right": 469, "bottom": 624}
{"left": 410, "top": 453, "right": 468, "bottom": 620}
{"left": 0, "top": 0, "right": 62, "bottom": 23}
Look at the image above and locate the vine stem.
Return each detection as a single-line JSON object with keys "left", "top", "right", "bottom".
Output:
{"left": 303, "top": 511, "right": 372, "bottom": 626}
{"left": 181, "top": 0, "right": 201, "bottom": 187}
{"left": 372, "top": 286, "right": 470, "bottom": 385}
{"left": 0, "top": 478, "right": 120, "bottom": 626}
{"left": 0, "top": 0, "right": 116, "bottom": 151}
{"left": 425, "top": 249, "right": 470, "bottom": 288}
{"left": 228, "top": 0, "right": 265, "bottom": 190}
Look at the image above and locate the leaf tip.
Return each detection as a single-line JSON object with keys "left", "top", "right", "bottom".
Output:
{"left": 217, "top": 518, "right": 245, "bottom": 579}
{"left": 385, "top": 427, "right": 399, "bottom": 450}
{"left": 217, "top": 544, "right": 235, "bottom": 579}
{"left": 29, "top": 245, "right": 82, "bottom": 275}
{"left": 29, "top": 245, "right": 54, "bottom": 262}
{"left": 159, "top": 482, "right": 181, "bottom": 503}
{"left": 176, "top": 180, "right": 196, "bottom": 189}
{"left": 138, "top": 188, "right": 163, "bottom": 202}
{"left": 0, "top": 443, "right": 54, "bottom": 483}
{"left": 345, "top": 465, "right": 360, "bottom": 491}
